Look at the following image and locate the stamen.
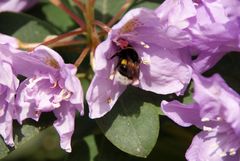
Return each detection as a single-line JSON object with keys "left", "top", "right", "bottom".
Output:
{"left": 203, "top": 126, "right": 213, "bottom": 132}
{"left": 51, "top": 82, "right": 58, "bottom": 88}
{"left": 229, "top": 148, "right": 236, "bottom": 156}
{"left": 140, "top": 41, "right": 150, "bottom": 49}
{"left": 63, "top": 91, "right": 71, "bottom": 100}
{"left": 219, "top": 152, "right": 227, "bottom": 157}
{"left": 144, "top": 44, "right": 150, "bottom": 48}
{"left": 60, "top": 89, "right": 71, "bottom": 100}
{"left": 201, "top": 117, "right": 210, "bottom": 122}
{"left": 107, "top": 97, "right": 112, "bottom": 104}
{"left": 141, "top": 56, "right": 151, "bottom": 65}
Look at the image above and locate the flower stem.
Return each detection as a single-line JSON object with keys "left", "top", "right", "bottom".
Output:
{"left": 74, "top": 46, "right": 90, "bottom": 67}
{"left": 73, "top": 0, "right": 85, "bottom": 12}
{"left": 94, "top": 20, "right": 111, "bottom": 33}
{"left": 107, "top": 0, "right": 133, "bottom": 27}
{"left": 26, "top": 28, "right": 84, "bottom": 50}
{"left": 50, "top": 0, "right": 85, "bottom": 29}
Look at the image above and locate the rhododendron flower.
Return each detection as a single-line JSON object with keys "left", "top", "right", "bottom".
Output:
{"left": 86, "top": 8, "right": 192, "bottom": 118}
{"left": 14, "top": 46, "right": 84, "bottom": 152}
{"left": 155, "top": 0, "right": 240, "bottom": 73}
{"left": 0, "top": 58, "right": 19, "bottom": 147}
{"left": 161, "top": 74, "right": 240, "bottom": 161}
{"left": 0, "top": 36, "right": 20, "bottom": 147}
{"left": 0, "top": 0, "right": 38, "bottom": 12}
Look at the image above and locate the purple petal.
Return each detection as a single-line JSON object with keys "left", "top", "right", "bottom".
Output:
{"left": 15, "top": 79, "right": 41, "bottom": 123}
{"left": 93, "top": 36, "right": 115, "bottom": 71}
{"left": 86, "top": 74, "right": 126, "bottom": 118}
{"left": 186, "top": 131, "right": 240, "bottom": 161}
{"left": 161, "top": 100, "right": 201, "bottom": 127}
{"left": 0, "top": 34, "right": 18, "bottom": 48}
{"left": 0, "top": 107, "right": 14, "bottom": 147}
{"left": 61, "top": 64, "right": 84, "bottom": 110}
{"left": 0, "top": 0, "right": 38, "bottom": 12}
{"left": 53, "top": 105, "right": 75, "bottom": 153}
{"left": 0, "top": 60, "right": 18, "bottom": 89}
{"left": 112, "top": 8, "right": 159, "bottom": 32}
{"left": 155, "top": 0, "right": 196, "bottom": 29}
{"left": 192, "top": 52, "right": 226, "bottom": 73}
{"left": 136, "top": 46, "right": 192, "bottom": 95}
{"left": 32, "top": 45, "right": 64, "bottom": 67}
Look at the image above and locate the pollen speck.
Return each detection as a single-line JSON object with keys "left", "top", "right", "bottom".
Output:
{"left": 201, "top": 117, "right": 210, "bottom": 122}
{"left": 219, "top": 152, "right": 227, "bottom": 157}
{"left": 45, "top": 58, "right": 60, "bottom": 69}
{"left": 51, "top": 82, "right": 58, "bottom": 88}
{"left": 107, "top": 97, "right": 112, "bottom": 104}
{"left": 203, "top": 126, "right": 213, "bottom": 132}
{"left": 229, "top": 148, "right": 236, "bottom": 156}
{"left": 141, "top": 56, "right": 151, "bottom": 65}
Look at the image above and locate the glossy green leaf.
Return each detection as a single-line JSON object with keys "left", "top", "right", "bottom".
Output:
{"left": 0, "top": 12, "right": 59, "bottom": 42}
{"left": 27, "top": 2, "right": 76, "bottom": 32}
{"left": 95, "top": 117, "right": 198, "bottom": 161}
{"left": 0, "top": 114, "right": 55, "bottom": 160}
{"left": 94, "top": 0, "right": 163, "bottom": 23}
{"left": 130, "top": 0, "right": 164, "bottom": 9}
{"left": 96, "top": 86, "right": 160, "bottom": 158}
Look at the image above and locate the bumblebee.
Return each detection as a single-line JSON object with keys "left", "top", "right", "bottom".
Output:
{"left": 111, "top": 46, "right": 140, "bottom": 85}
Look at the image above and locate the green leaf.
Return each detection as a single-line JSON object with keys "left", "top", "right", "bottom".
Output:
{"left": 0, "top": 114, "right": 55, "bottom": 160}
{"left": 95, "top": 116, "right": 198, "bottom": 161}
{"left": 0, "top": 12, "right": 59, "bottom": 42}
{"left": 27, "top": 2, "right": 77, "bottom": 32}
{"left": 94, "top": 0, "right": 163, "bottom": 23}
{"left": 94, "top": 1, "right": 126, "bottom": 23}
{"left": 96, "top": 86, "right": 160, "bottom": 158}
{"left": 130, "top": 0, "right": 164, "bottom": 9}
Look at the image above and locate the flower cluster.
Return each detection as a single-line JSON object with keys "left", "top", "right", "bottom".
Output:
{"left": 0, "top": 34, "right": 84, "bottom": 152}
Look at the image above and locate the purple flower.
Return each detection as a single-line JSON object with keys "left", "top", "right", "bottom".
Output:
{"left": 0, "top": 33, "right": 19, "bottom": 48}
{"left": 86, "top": 8, "right": 192, "bottom": 118}
{"left": 155, "top": 0, "right": 240, "bottom": 73}
{"left": 161, "top": 74, "right": 240, "bottom": 160}
{"left": 0, "top": 43, "right": 19, "bottom": 147}
{"left": 0, "top": 0, "right": 38, "bottom": 12}
{"left": 14, "top": 46, "right": 84, "bottom": 152}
